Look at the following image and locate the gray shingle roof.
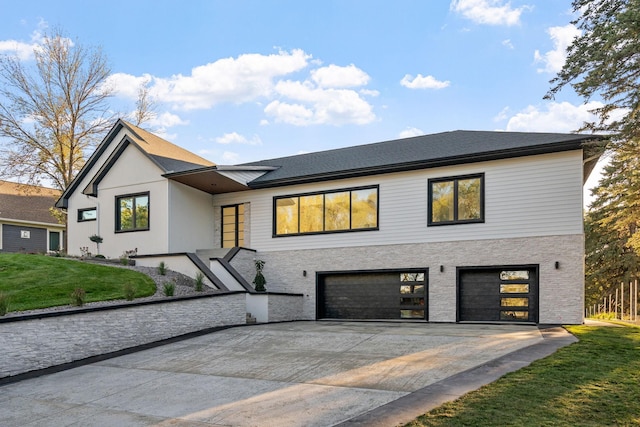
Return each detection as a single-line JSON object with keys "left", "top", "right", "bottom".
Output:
{"left": 243, "top": 130, "right": 604, "bottom": 187}
{"left": 0, "top": 181, "right": 62, "bottom": 225}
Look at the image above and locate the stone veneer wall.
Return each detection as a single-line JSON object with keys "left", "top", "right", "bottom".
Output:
{"left": 256, "top": 234, "right": 585, "bottom": 324}
{"left": 0, "top": 293, "right": 246, "bottom": 379}
{"left": 228, "top": 248, "right": 258, "bottom": 289}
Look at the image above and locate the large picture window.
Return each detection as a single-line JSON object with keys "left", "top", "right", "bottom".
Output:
{"left": 428, "top": 174, "right": 484, "bottom": 225}
{"left": 116, "top": 192, "right": 149, "bottom": 232}
{"left": 274, "top": 186, "right": 378, "bottom": 236}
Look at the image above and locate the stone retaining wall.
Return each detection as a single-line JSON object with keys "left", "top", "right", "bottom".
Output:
{"left": 0, "top": 292, "right": 247, "bottom": 380}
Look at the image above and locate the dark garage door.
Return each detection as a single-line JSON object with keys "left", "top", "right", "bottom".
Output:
{"left": 318, "top": 270, "right": 427, "bottom": 320}
{"left": 458, "top": 267, "right": 538, "bottom": 323}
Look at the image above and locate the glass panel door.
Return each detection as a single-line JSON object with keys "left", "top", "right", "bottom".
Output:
{"left": 222, "top": 204, "right": 244, "bottom": 248}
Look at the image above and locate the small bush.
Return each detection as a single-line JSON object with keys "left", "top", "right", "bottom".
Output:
{"left": 123, "top": 283, "right": 136, "bottom": 301}
{"left": 94, "top": 254, "right": 106, "bottom": 259}
{"left": 253, "top": 259, "right": 267, "bottom": 292}
{"left": 194, "top": 272, "right": 205, "bottom": 292}
{"left": 158, "top": 261, "right": 167, "bottom": 276}
{"left": 120, "top": 256, "right": 129, "bottom": 265}
{"left": 70, "top": 288, "right": 86, "bottom": 306}
{"left": 0, "top": 293, "right": 9, "bottom": 316}
{"left": 163, "top": 282, "right": 175, "bottom": 296}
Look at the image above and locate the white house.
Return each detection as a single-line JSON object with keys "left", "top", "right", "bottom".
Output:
{"left": 57, "top": 120, "right": 606, "bottom": 324}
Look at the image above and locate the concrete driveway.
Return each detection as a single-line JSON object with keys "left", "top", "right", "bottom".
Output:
{"left": 0, "top": 321, "right": 574, "bottom": 427}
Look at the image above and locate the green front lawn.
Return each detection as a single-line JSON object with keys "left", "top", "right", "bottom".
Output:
{"left": 407, "top": 324, "right": 640, "bottom": 426}
{"left": 0, "top": 253, "right": 156, "bottom": 312}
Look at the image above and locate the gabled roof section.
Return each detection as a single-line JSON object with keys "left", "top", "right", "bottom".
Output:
{"left": 0, "top": 180, "right": 63, "bottom": 225}
{"left": 243, "top": 130, "right": 606, "bottom": 188}
{"left": 122, "top": 122, "right": 214, "bottom": 171}
{"left": 56, "top": 119, "right": 215, "bottom": 207}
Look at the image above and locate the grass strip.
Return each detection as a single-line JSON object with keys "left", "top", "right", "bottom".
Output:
{"left": 0, "top": 253, "right": 156, "bottom": 312}
{"left": 406, "top": 325, "right": 640, "bottom": 427}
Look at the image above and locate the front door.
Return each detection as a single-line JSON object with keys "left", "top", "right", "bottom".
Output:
{"left": 49, "top": 231, "right": 60, "bottom": 251}
{"left": 222, "top": 204, "right": 245, "bottom": 248}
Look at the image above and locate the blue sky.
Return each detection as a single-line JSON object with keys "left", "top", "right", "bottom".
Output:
{"left": 1, "top": 0, "right": 604, "bottom": 202}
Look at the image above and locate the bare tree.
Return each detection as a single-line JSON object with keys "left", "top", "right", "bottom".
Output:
{"left": 132, "top": 77, "right": 158, "bottom": 127}
{"left": 0, "top": 28, "right": 115, "bottom": 191}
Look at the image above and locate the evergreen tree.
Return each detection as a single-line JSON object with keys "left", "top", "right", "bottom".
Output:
{"left": 585, "top": 143, "right": 640, "bottom": 306}
{"left": 546, "top": 0, "right": 640, "bottom": 146}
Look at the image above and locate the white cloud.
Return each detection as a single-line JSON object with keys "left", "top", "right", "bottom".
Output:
{"left": 0, "top": 39, "right": 37, "bottom": 60}
{"left": 221, "top": 151, "right": 240, "bottom": 163}
{"left": 503, "top": 101, "right": 602, "bottom": 133}
{"left": 450, "top": 0, "right": 530, "bottom": 26}
{"left": 215, "top": 132, "right": 262, "bottom": 145}
{"left": 153, "top": 49, "right": 311, "bottom": 110}
{"left": 534, "top": 24, "right": 581, "bottom": 73}
{"left": 502, "top": 39, "right": 514, "bottom": 49}
{"left": 104, "top": 73, "right": 153, "bottom": 98}
{"left": 493, "top": 106, "right": 511, "bottom": 122}
{"left": 265, "top": 80, "right": 375, "bottom": 126}
{"left": 359, "top": 89, "right": 380, "bottom": 97}
{"left": 399, "top": 127, "right": 425, "bottom": 138}
{"left": 108, "top": 49, "right": 376, "bottom": 127}
{"left": 0, "top": 19, "right": 59, "bottom": 61}
{"left": 400, "top": 74, "right": 450, "bottom": 90}
{"left": 310, "top": 64, "right": 370, "bottom": 88}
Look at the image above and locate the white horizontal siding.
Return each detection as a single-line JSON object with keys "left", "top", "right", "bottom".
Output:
{"left": 211, "top": 151, "right": 584, "bottom": 252}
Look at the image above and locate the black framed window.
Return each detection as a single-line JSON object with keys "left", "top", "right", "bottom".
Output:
{"left": 116, "top": 192, "right": 149, "bottom": 232}
{"left": 274, "top": 186, "right": 378, "bottom": 236}
{"left": 428, "top": 174, "right": 484, "bottom": 225}
{"left": 78, "top": 207, "right": 97, "bottom": 222}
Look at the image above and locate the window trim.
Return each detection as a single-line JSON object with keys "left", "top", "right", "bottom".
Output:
{"left": 273, "top": 185, "right": 379, "bottom": 237}
{"left": 428, "top": 173, "right": 484, "bottom": 226}
{"left": 115, "top": 192, "right": 150, "bottom": 233}
{"left": 77, "top": 207, "right": 97, "bottom": 222}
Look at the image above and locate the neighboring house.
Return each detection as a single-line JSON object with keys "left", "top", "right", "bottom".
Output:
{"left": 57, "top": 119, "right": 606, "bottom": 324}
{"left": 0, "top": 180, "right": 65, "bottom": 253}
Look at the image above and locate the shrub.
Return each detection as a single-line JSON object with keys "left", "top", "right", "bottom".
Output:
{"left": 253, "top": 259, "right": 267, "bottom": 292}
{"left": 120, "top": 256, "right": 129, "bottom": 265}
{"left": 158, "top": 261, "right": 167, "bottom": 276}
{"left": 0, "top": 293, "right": 9, "bottom": 316}
{"left": 123, "top": 283, "right": 136, "bottom": 301}
{"left": 194, "top": 272, "right": 205, "bottom": 292}
{"left": 163, "top": 282, "right": 175, "bottom": 296}
{"left": 70, "top": 288, "right": 86, "bottom": 306}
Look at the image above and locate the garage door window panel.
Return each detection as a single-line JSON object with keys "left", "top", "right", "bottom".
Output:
{"left": 500, "top": 284, "right": 529, "bottom": 293}
{"left": 501, "top": 311, "right": 529, "bottom": 321}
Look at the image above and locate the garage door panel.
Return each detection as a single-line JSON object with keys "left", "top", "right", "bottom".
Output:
{"left": 459, "top": 267, "right": 538, "bottom": 323}
{"left": 319, "top": 271, "right": 427, "bottom": 320}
